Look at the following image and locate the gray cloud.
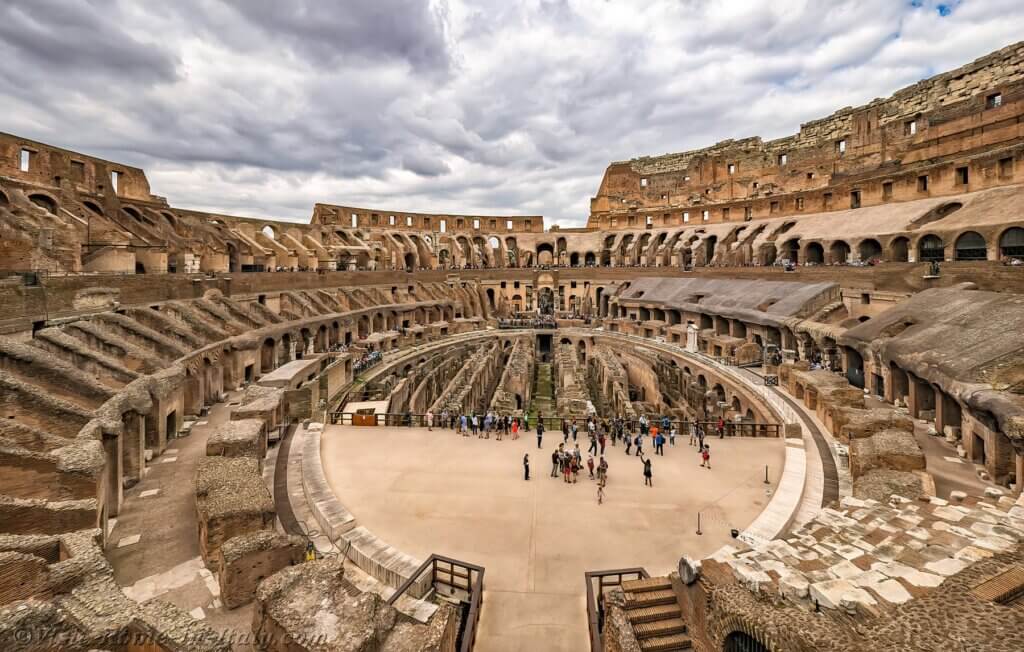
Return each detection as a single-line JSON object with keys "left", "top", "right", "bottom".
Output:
{"left": 1, "top": 0, "right": 1022, "bottom": 225}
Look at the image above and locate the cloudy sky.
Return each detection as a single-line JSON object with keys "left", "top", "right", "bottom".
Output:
{"left": 2, "top": 0, "right": 1023, "bottom": 227}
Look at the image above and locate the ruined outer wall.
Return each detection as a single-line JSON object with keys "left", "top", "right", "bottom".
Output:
{"left": 312, "top": 201, "right": 544, "bottom": 233}
{"left": 589, "top": 41, "right": 1024, "bottom": 228}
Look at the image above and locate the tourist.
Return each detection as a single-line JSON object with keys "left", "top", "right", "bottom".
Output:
{"left": 661, "top": 415, "right": 671, "bottom": 434}
{"left": 598, "top": 431, "right": 606, "bottom": 455}
{"left": 426, "top": 409, "right": 433, "bottom": 431}
{"left": 587, "top": 455, "right": 595, "bottom": 479}
{"left": 460, "top": 414, "right": 468, "bottom": 436}
{"left": 562, "top": 418, "right": 569, "bottom": 443}
{"left": 571, "top": 419, "right": 578, "bottom": 442}
{"left": 701, "top": 444, "right": 711, "bottom": 469}
{"left": 634, "top": 432, "right": 643, "bottom": 457}
{"left": 716, "top": 416, "right": 725, "bottom": 439}
{"left": 689, "top": 421, "right": 697, "bottom": 446}
{"left": 536, "top": 419, "right": 545, "bottom": 449}
{"left": 640, "top": 453, "right": 653, "bottom": 487}
{"left": 471, "top": 414, "right": 479, "bottom": 437}
{"left": 523, "top": 453, "right": 530, "bottom": 481}
{"left": 624, "top": 432, "right": 632, "bottom": 455}
{"left": 598, "top": 456, "right": 608, "bottom": 487}
{"left": 550, "top": 449, "right": 559, "bottom": 477}
{"left": 669, "top": 426, "right": 677, "bottom": 447}
{"left": 655, "top": 431, "right": 665, "bottom": 456}
{"left": 512, "top": 418, "right": 519, "bottom": 439}
{"left": 571, "top": 456, "right": 580, "bottom": 483}
{"left": 563, "top": 455, "right": 572, "bottom": 483}
{"left": 597, "top": 484, "right": 604, "bottom": 505}
{"left": 588, "top": 431, "right": 598, "bottom": 456}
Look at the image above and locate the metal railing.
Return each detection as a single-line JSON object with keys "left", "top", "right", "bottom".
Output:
{"left": 387, "top": 554, "right": 485, "bottom": 652}
{"left": 584, "top": 567, "right": 650, "bottom": 652}
{"left": 327, "top": 412, "right": 781, "bottom": 437}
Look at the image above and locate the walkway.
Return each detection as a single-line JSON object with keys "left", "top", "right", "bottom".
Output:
{"left": 106, "top": 390, "right": 254, "bottom": 636}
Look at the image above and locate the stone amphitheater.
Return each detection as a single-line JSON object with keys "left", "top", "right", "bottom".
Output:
{"left": 1, "top": 38, "right": 1024, "bottom": 652}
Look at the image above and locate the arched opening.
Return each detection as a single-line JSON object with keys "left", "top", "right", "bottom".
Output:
{"left": 584, "top": 251, "right": 596, "bottom": 266}
{"left": 262, "top": 225, "right": 276, "bottom": 240}
{"left": 0, "top": 190, "right": 8, "bottom": 206}
{"left": 123, "top": 206, "right": 143, "bottom": 222}
{"left": 829, "top": 240, "right": 850, "bottom": 264}
{"left": 83, "top": 201, "right": 104, "bottom": 216}
{"left": 570, "top": 252, "right": 581, "bottom": 267}
{"left": 858, "top": 238, "right": 882, "bottom": 262}
{"left": 1000, "top": 227, "right": 1024, "bottom": 258}
{"left": 28, "top": 194, "right": 57, "bottom": 213}
{"left": 804, "top": 242, "right": 824, "bottom": 264}
{"left": 403, "top": 252, "right": 415, "bottom": 269}
{"left": 486, "top": 288, "right": 496, "bottom": 309}
{"left": 890, "top": 236, "right": 909, "bottom": 262}
{"left": 954, "top": 231, "right": 987, "bottom": 261}
{"left": 135, "top": 262, "right": 146, "bottom": 274}
{"left": 537, "top": 243, "right": 554, "bottom": 266}
{"left": 845, "top": 347, "right": 865, "bottom": 389}
{"left": 724, "top": 631, "right": 770, "bottom": 652}
{"left": 918, "top": 234, "right": 945, "bottom": 262}
{"left": 758, "top": 243, "right": 777, "bottom": 266}
{"left": 781, "top": 238, "right": 800, "bottom": 264}
{"left": 488, "top": 236, "right": 500, "bottom": 250}
{"left": 704, "top": 235, "right": 717, "bottom": 264}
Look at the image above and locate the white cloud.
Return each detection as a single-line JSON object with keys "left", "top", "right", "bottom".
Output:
{"left": 1, "top": 0, "right": 1021, "bottom": 226}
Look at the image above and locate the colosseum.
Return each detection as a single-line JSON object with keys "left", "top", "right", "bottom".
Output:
{"left": 1, "top": 31, "right": 1024, "bottom": 652}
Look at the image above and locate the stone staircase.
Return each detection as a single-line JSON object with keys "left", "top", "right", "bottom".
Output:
{"left": 621, "top": 577, "right": 692, "bottom": 651}
{"left": 528, "top": 362, "right": 556, "bottom": 421}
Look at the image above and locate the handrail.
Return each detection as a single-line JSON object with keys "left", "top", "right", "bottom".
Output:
{"left": 327, "top": 411, "right": 781, "bottom": 437}
{"left": 387, "top": 553, "right": 485, "bottom": 652}
{"left": 584, "top": 567, "right": 650, "bottom": 652}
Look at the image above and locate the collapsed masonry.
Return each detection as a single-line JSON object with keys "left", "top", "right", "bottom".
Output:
{"left": 489, "top": 336, "right": 535, "bottom": 416}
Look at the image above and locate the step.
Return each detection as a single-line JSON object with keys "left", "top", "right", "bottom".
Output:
{"left": 622, "top": 577, "right": 673, "bottom": 593}
{"left": 639, "top": 633, "right": 693, "bottom": 652}
{"left": 634, "top": 618, "right": 687, "bottom": 639}
{"left": 627, "top": 604, "right": 681, "bottom": 624}
{"left": 624, "top": 589, "right": 676, "bottom": 608}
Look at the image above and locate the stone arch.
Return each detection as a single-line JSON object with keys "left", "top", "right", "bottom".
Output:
{"left": 889, "top": 236, "right": 910, "bottom": 262}
{"left": 917, "top": 233, "right": 945, "bottom": 262}
{"left": 758, "top": 242, "right": 777, "bottom": 266}
{"left": 858, "top": 238, "right": 882, "bottom": 261}
{"left": 28, "top": 193, "right": 58, "bottom": 214}
{"left": 999, "top": 226, "right": 1024, "bottom": 258}
{"left": 82, "top": 200, "right": 104, "bottom": 216}
{"left": 954, "top": 230, "right": 987, "bottom": 261}
{"left": 536, "top": 242, "right": 555, "bottom": 266}
{"left": 123, "top": 206, "right": 144, "bottom": 222}
{"left": 704, "top": 235, "right": 718, "bottom": 264}
{"left": 780, "top": 238, "right": 800, "bottom": 264}
{"left": 829, "top": 240, "right": 850, "bottom": 264}
{"left": 804, "top": 242, "right": 824, "bottom": 264}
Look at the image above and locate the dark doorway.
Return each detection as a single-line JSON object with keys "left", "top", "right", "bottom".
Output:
{"left": 537, "top": 333, "right": 552, "bottom": 362}
{"left": 724, "top": 631, "right": 770, "bottom": 652}
{"left": 165, "top": 410, "right": 177, "bottom": 441}
{"left": 244, "top": 364, "right": 254, "bottom": 383}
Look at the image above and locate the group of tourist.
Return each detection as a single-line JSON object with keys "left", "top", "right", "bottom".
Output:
{"left": 426, "top": 409, "right": 529, "bottom": 442}
{"left": 353, "top": 349, "right": 384, "bottom": 373}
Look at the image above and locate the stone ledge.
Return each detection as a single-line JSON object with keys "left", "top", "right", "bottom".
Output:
{"left": 299, "top": 425, "right": 356, "bottom": 540}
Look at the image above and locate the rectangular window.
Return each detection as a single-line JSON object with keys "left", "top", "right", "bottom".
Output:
{"left": 769, "top": 201, "right": 780, "bottom": 214}
{"left": 796, "top": 197, "right": 804, "bottom": 211}
{"left": 439, "top": 219, "right": 447, "bottom": 233}
{"left": 836, "top": 139, "right": 847, "bottom": 155}
{"left": 111, "top": 171, "right": 120, "bottom": 193}
{"left": 423, "top": 217, "right": 431, "bottom": 229}
{"left": 744, "top": 206, "right": 753, "bottom": 220}
{"left": 882, "top": 181, "right": 893, "bottom": 200}
{"left": 506, "top": 219, "right": 513, "bottom": 230}
{"left": 701, "top": 210, "right": 709, "bottom": 221}
{"left": 457, "top": 219, "right": 464, "bottom": 228}
{"left": 722, "top": 207, "right": 730, "bottom": 220}
{"left": 918, "top": 175, "right": 929, "bottom": 192}
{"left": 999, "top": 157, "right": 1013, "bottom": 178}
{"left": 71, "top": 160, "right": 85, "bottom": 182}
{"left": 640, "top": 178, "right": 648, "bottom": 187}
{"left": 525, "top": 220, "right": 532, "bottom": 229}
{"left": 682, "top": 212, "right": 690, "bottom": 223}
{"left": 778, "top": 153, "right": 787, "bottom": 166}
{"left": 645, "top": 215, "right": 653, "bottom": 226}
{"left": 956, "top": 166, "right": 969, "bottom": 185}
{"left": 389, "top": 215, "right": 396, "bottom": 225}
{"left": 904, "top": 120, "right": 917, "bottom": 136}
{"left": 473, "top": 218, "right": 480, "bottom": 229}
{"left": 514, "top": 281, "right": 520, "bottom": 289}
{"left": 351, "top": 213, "right": 358, "bottom": 228}
{"left": 806, "top": 172, "right": 815, "bottom": 180}
{"left": 19, "top": 148, "right": 30, "bottom": 172}
{"left": 489, "top": 219, "right": 496, "bottom": 229}
{"left": 861, "top": 293, "right": 871, "bottom": 305}
{"left": 986, "top": 92, "right": 1002, "bottom": 109}
{"left": 727, "top": 163, "right": 736, "bottom": 175}
{"left": 823, "top": 192, "right": 833, "bottom": 209}
{"left": 610, "top": 217, "right": 618, "bottom": 227}
{"left": 406, "top": 216, "right": 413, "bottom": 226}
{"left": 628, "top": 216, "right": 636, "bottom": 226}
{"left": 850, "top": 190, "right": 861, "bottom": 209}
{"left": 683, "top": 175, "right": 691, "bottom": 181}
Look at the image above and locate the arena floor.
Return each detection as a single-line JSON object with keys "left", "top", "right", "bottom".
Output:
{"left": 321, "top": 425, "right": 785, "bottom": 651}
